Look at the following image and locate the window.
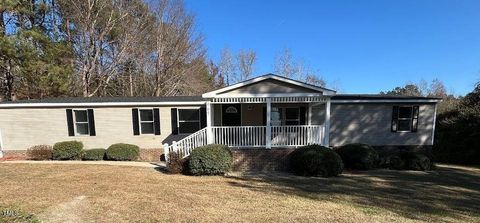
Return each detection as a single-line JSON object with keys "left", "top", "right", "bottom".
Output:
{"left": 392, "top": 106, "right": 419, "bottom": 132}
{"left": 270, "top": 107, "right": 301, "bottom": 126}
{"left": 74, "top": 110, "right": 89, "bottom": 135}
{"left": 139, "top": 109, "right": 154, "bottom": 134}
{"left": 178, "top": 109, "right": 201, "bottom": 134}
{"left": 285, "top": 108, "right": 300, "bottom": 125}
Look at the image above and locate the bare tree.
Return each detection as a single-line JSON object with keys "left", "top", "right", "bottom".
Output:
{"left": 428, "top": 79, "right": 447, "bottom": 97}
{"left": 274, "top": 48, "right": 300, "bottom": 79}
{"left": 235, "top": 49, "right": 256, "bottom": 83}
{"left": 305, "top": 74, "right": 326, "bottom": 87}
{"left": 218, "top": 46, "right": 236, "bottom": 86}
{"left": 151, "top": 0, "right": 206, "bottom": 96}
{"left": 59, "top": 0, "right": 138, "bottom": 97}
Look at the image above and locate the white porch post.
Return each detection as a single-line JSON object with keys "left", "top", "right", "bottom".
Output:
{"left": 266, "top": 98, "right": 272, "bottom": 149}
{"left": 308, "top": 103, "right": 312, "bottom": 125}
{"left": 324, "top": 98, "right": 331, "bottom": 147}
{"left": 206, "top": 101, "right": 213, "bottom": 144}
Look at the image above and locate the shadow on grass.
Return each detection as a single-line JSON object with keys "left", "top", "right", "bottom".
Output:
{"left": 226, "top": 165, "right": 480, "bottom": 221}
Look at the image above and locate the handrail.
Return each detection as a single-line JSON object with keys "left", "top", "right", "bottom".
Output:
{"left": 163, "top": 125, "right": 325, "bottom": 163}
{"left": 164, "top": 127, "right": 208, "bottom": 162}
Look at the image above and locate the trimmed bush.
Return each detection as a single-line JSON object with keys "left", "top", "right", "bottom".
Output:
{"left": 188, "top": 144, "right": 233, "bottom": 175}
{"left": 335, "top": 143, "right": 379, "bottom": 170}
{"left": 167, "top": 152, "right": 187, "bottom": 174}
{"left": 290, "top": 145, "right": 343, "bottom": 177}
{"left": 106, "top": 143, "right": 140, "bottom": 161}
{"left": 387, "top": 152, "right": 433, "bottom": 171}
{"left": 52, "top": 141, "right": 84, "bottom": 160}
{"left": 82, "top": 148, "right": 106, "bottom": 161}
{"left": 26, "top": 145, "right": 53, "bottom": 160}
{"left": 388, "top": 155, "right": 405, "bottom": 170}
{"left": 401, "top": 152, "right": 433, "bottom": 171}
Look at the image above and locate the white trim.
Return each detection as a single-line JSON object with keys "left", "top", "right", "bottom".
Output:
{"left": 332, "top": 99, "right": 441, "bottom": 103}
{"left": 202, "top": 74, "right": 336, "bottom": 98}
{"left": 206, "top": 102, "right": 213, "bottom": 144}
{"left": 266, "top": 98, "right": 272, "bottom": 149}
{"left": 308, "top": 103, "right": 312, "bottom": 125}
{"left": 138, "top": 108, "right": 155, "bottom": 135}
{"left": 431, "top": 103, "right": 437, "bottom": 145}
{"left": 213, "top": 93, "right": 323, "bottom": 98}
{"left": 73, "top": 109, "right": 90, "bottom": 136}
{"left": 0, "top": 101, "right": 205, "bottom": 108}
{"left": 324, "top": 99, "right": 331, "bottom": 146}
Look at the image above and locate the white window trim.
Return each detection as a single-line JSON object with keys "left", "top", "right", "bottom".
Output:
{"left": 396, "top": 106, "right": 414, "bottom": 133}
{"left": 73, "top": 109, "right": 89, "bottom": 136}
{"left": 138, "top": 108, "right": 155, "bottom": 135}
{"left": 177, "top": 107, "right": 201, "bottom": 135}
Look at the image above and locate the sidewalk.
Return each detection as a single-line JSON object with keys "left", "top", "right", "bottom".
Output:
{"left": 1, "top": 160, "right": 166, "bottom": 168}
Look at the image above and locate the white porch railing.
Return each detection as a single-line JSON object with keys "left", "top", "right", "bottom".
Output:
{"left": 164, "top": 127, "right": 208, "bottom": 161}
{"left": 271, "top": 125, "right": 324, "bottom": 147}
{"left": 164, "top": 125, "right": 325, "bottom": 162}
{"left": 212, "top": 126, "right": 266, "bottom": 147}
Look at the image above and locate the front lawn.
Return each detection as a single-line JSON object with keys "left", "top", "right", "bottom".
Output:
{"left": 0, "top": 163, "right": 479, "bottom": 222}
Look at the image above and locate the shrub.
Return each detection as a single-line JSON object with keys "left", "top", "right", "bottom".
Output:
{"left": 26, "top": 145, "right": 53, "bottom": 160}
{"left": 290, "top": 145, "right": 343, "bottom": 177}
{"left": 335, "top": 143, "right": 379, "bottom": 170}
{"left": 401, "top": 152, "right": 433, "bottom": 171}
{"left": 387, "top": 152, "right": 433, "bottom": 171}
{"left": 106, "top": 143, "right": 140, "bottom": 161}
{"left": 167, "top": 152, "right": 187, "bottom": 174}
{"left": 188, "top": 144, "right": 233, "bottom": 175}
{"left": 52, "top": 141, "right": 84, "bottom": 160}
{"left": 388, "top": 155, "right": 405, "bottom": 170}
{"left": 82, "top": 148, "right": 106, "bottom": 161}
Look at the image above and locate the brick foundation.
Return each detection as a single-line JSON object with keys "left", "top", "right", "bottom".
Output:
{"left": 231, "top": 148, "right": 295, "bottom": 172}
{"left": 138, "top": 148, "right": 164, "bottom": 162}
{"left": 1, "top": 149, "right": 164, "bottom": 162}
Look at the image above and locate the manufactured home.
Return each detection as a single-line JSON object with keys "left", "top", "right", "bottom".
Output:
{"left": 0, "top": 74, "right": 440, "bottom": 167}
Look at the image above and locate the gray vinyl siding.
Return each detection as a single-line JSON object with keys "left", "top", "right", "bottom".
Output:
{"left": 0, "top": 106, "right": 197, "bottom": 150}
{"left": 329, "top": 103, "right": 436, "bottom": 146}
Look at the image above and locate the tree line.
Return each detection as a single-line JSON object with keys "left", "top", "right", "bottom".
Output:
{"left": 381, "top": 80, "right": 480, "bottom": 165}
{"left": 1, "top": 0, "right": 332, "bottom": 101}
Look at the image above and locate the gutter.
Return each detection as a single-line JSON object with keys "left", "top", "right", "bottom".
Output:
{"left": 0, "top": 101, "right": 206, "bottom": 108}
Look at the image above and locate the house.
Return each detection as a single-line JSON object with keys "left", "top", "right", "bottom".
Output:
{"left": 0, "top": 74, "right": 440, "bottom": 168}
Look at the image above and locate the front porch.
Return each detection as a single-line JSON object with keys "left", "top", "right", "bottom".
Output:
{"left": 164, "top": 75, "right": 335, "bottom": 160}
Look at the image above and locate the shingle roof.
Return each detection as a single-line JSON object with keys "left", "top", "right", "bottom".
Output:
{"left": 332, "top": 94, "right": 441, "bottom": 101}
{"left": 0, "top": 96, "right": 203, "bottom": 104}
{"left": 0, "top": 94, "right": 441, "bottom": 105}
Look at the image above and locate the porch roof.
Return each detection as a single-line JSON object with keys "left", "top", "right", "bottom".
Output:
{"left": 202, "top": 74, "right": 337, "bottom": 99}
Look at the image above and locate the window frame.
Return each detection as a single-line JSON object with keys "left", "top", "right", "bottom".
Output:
{"left": 395, "top": 106, "right": 415, "bottom": 133}
{"left": 73, "top": 109, "right": 90, "bottom": 136}
{"left": 177, "top": 108, "right": 201, "bottom": 134}
{"left": 138, "top": 108, "right": 155, "bottom": 135}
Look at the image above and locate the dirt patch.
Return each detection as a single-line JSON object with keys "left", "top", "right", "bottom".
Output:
{"left": 38, "top": 195, "right": 90, "bottom": 223}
